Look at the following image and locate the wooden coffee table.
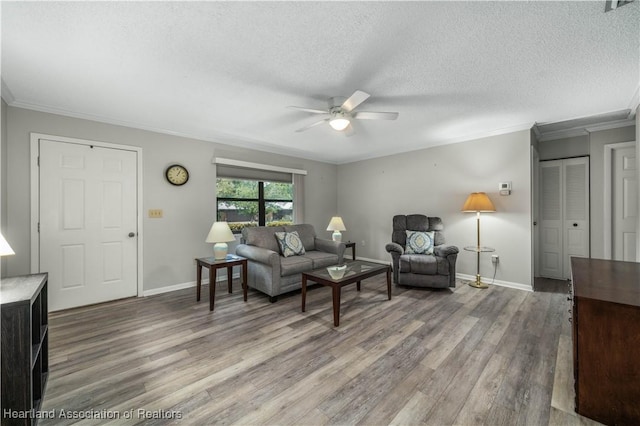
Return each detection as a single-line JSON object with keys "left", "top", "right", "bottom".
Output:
{"left": 301, "top": 260, "right": 391, "bottom": 326}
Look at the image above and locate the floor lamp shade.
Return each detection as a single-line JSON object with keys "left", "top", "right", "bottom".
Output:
{"left": 462, "top": 192, "right": 496, "bottom": 213}
{"left": 206, "top": 222, "right": 235, "bottom": 260}
{"left": 462, "top": 192, "right": 496, "bottom": 288}
{"left": 326, "top": 216, "right": 346, "bottom": 242}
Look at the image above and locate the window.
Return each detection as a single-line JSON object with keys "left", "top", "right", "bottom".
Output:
{"left": 216, "top": 178, "right": 293, "bottom": 233}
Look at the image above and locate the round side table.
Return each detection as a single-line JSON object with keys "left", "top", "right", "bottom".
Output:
{"left": 464, "top": 246, "right": 495, "bottom": 288}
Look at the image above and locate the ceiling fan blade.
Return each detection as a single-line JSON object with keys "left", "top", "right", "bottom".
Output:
{"left": 353, "top": 111, "right": 399, "bottom": 120}
{"left": 341, "top": 90, "right": 370, "bottom": 112}
{"left": 288, "top": 106, "right": 328, "bottom": 114}
{"left": 295, "top": 118, "right": 329, "bottom": 132}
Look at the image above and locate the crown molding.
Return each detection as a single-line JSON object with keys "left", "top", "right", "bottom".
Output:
{"left": 1, "top": 79, "right": 15, "bottom": 104}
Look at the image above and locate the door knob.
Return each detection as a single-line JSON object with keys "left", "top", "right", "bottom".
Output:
{"left": 128, "top": 232, "right": 136, "bottom": 238}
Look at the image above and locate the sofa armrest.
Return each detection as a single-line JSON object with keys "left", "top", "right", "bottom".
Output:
{"left": 385, "top": 242, "right": 404, "bottom": 255}
{"left": 314, "top": 238, "right": 346, "bottom": 262}
{"left": 434, "top": 244, "right": 459, "bottom": 257}
{"left": 236, "top": 244, "right": 280, "bottom": 266}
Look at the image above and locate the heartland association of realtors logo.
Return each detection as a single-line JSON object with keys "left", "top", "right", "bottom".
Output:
{"left": 3, "top": 408, "right": 183, "bottom": 420}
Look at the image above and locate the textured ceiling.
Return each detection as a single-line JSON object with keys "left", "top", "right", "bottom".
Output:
{"left": 2, "top": 1, "right": 639, "bottom": 164}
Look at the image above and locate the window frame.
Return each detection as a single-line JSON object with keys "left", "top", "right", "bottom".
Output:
{"left": 216, "top": 179, "right": 293, "bottom": 233}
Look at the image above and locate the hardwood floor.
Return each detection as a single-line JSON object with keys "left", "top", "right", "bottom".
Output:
{"left": 40, "top": 276, "right": 601, "bottom": 425}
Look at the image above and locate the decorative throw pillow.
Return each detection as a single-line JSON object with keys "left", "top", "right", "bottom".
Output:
{"left": 275, "top": 231, "right": 306, "bottom": 257}
{"left": 405, "top": 230, "right": 435, "bottom": 255}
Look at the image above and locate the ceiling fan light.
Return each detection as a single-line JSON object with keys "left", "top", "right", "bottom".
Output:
{"left": 329, "top": 117, "right": 350, "bottom": 131}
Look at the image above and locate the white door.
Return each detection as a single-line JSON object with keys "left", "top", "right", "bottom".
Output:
{"left": 540, "top": 161, "right": 563, "bottom": 279}
{"left": 39, "top": 139, "right": 138, "bottom": 311}
{"left": 563, "top": 157, "right": 589, "bottom": 278}
{"left": 612, "top": 146, "right": 637, "bottom": 261}
{"left": 539, "top": 157, "right": 589, "bottom": 280}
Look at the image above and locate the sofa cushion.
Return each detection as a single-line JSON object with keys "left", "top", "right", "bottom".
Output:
{"left": 405, "top": 231, "right": 434, "bottom": 255}
{"left": 284, "top": 224, "right": 316, "bottom": 251}
{"left": 399, "top": 254, "right": 442, "bottom": 275}
{"left": 275, "top": 231, "right": 306, "bottom": 257}
{"left": 280, "top": 255, "right": 313, "bottom": 277}
{"left": 242, "top": 226, "right": 284, "bottom": 253}
{"left": 304, "top": 250, "right": 339, "bottom": 269}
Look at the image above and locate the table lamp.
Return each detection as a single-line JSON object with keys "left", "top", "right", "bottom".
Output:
{"left": 462, "top": 192, "right": 496, "bottom": 288}
{"left": 0, "top": 232, "right": 15, "bottom": 256}
{"left": 206, "top": 222, "right": 235, "bottom": 260}
{"left": 326, "top": 216, "right": 346, "bottom": 242}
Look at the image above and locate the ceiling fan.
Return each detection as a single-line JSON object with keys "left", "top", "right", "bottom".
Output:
{"left": 288, "top": 90, "right": 399, "bottom": 134}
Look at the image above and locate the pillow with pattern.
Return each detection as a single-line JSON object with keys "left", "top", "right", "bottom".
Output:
{"left": 405, "top": 230, "right": 435, "bottom": 255}
{"left": 275, "top": 231, "right": 306, "bottom": 257}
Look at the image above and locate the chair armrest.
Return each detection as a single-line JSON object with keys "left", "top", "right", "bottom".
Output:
{"left": 385, "top": 242, "right": 404, "bottom": 255}
{"left": 434, "top": 244, "right": 459, "bottom": 257}
{"left": 235, "top": 244, "right": 280, "bottom": 266}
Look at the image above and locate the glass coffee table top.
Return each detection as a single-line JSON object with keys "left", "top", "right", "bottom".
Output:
{"left": 306, "top": 260, "right": 388, "bottom": 282}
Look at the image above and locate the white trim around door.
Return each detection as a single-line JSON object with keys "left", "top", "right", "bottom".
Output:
{"left": 603, "top": 141, "right": 636, "bottom": 260}
{"left": 30, "top": 133, "right": 144, "bottom": 299}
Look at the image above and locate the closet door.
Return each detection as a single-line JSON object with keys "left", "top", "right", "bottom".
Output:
{"left": 563, "top": 157, "right": 590, "bottom": 278}
{"left": 539, "top": 157, "right": 589, "bottom": 280}
{"left": 540, "top": 161, "right": 563, "bottom": 279}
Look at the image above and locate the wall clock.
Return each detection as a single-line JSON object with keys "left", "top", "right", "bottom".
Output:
{"left": 165, "top": 164, "right": 189, "bottom": 186}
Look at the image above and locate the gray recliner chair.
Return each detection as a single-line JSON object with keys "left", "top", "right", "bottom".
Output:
{"left": 385, "top": 215, "right": 459, "bottom": 288}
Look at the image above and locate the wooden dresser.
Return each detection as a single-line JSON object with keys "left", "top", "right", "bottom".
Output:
{"left": 570, "top": 258, "right": 640, "bottom": 426}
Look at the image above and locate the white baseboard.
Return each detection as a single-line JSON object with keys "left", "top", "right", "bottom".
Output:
{"left": 142, "top": 272, "right": 241, "bottom": 297}
{"left": 456, "top": 273, "right": 533, "bottom": 292}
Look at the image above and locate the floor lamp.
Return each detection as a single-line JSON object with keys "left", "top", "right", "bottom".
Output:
{"left": 462, "top": 192, "right": 496, "bottom": 289}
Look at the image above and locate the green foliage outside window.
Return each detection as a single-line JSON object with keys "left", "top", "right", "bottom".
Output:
{"left": 217, "top": 178, "right": 294, "bottom": 232}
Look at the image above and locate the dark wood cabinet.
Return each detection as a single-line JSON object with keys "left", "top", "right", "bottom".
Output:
{"left": 1, "top": 273, "right": 49, "bottom": 426}
{"left": 570, "top": 258, "right": 640, "bottom": 426}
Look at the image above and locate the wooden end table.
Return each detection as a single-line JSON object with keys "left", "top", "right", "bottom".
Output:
{"left": 196, "top": 255, "right": 248, "bottom": 311}
{"left": 301, "top": 260, "right": 391, "bottom": 326}
{"left": 344, "top": 241, "right": 356, "bottom": 260}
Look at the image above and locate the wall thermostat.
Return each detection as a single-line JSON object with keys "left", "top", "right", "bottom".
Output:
{"left": 499, "top": 182, "right": 512, "bottom": 195}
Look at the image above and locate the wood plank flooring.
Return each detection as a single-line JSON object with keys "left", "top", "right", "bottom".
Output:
{"left": 40, "top": 276, "right": 601, "bottom": 425}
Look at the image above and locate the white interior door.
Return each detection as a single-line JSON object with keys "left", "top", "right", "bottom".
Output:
{"left": 39, "top": 139, "right": 138, "bottom": 311}
{"left": 613, "top": 145, "right": 637, "bottom": 261}
{"left": 539, "top": 157, "right": 589, "bottom": 280}
{"left": 540, "top": 161, "right": 563, "bottom": 279}
{"left": 563, "top": 157, "right": 589, "bottom": 278}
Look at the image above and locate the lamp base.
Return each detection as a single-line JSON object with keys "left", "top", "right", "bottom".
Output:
{"left": 468, "top": 275, "right": 489, "bottom": 289}
{"left": 213, "top": 242, "right": 229, "bottom": 260}
{"left": 332, "top": 231, "right": 342, "bottom": 242}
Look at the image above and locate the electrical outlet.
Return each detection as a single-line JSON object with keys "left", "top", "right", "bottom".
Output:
{"left": 361, "top": 240, "right": 366, "bottom": 246}
{"left": 492, "top": 255, "right": 499, "bottom": 264}
{"left": 148, "top": 209, "right": 163, "bottom": 218}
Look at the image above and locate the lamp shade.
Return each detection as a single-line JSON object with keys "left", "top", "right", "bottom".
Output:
{"left": 326, "top": 216, "right": 346, "bottom": 231}
{"left": 461, "top": 192, "right": 496, "bottom": 212}
{"left": 0, "top": 232, "right": 15, "bottom": 256}
{"left": 205, "top": 222, "right": 235, "bottom": 243}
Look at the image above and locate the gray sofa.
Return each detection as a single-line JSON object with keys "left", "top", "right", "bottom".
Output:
{"left": 385, "top": 215, "right": 459, "bottom": 288}
{"left": 235, "top": 224, "right": 346, "bottom": 302}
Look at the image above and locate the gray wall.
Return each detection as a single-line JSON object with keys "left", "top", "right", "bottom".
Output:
{"left": 4, "top": 106, "right": 338, "bottom": 290}
{"left": 637, "top": 105, "right": 640, "bottom": 261}
{"left": 538, "top": 135, "right": 589, "bottom": 160}
{"left": 337, "top": 130, "right": 533, "bottom": 288}
{"left": 1, "top": 99, "right": 7, "bottom": 276}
